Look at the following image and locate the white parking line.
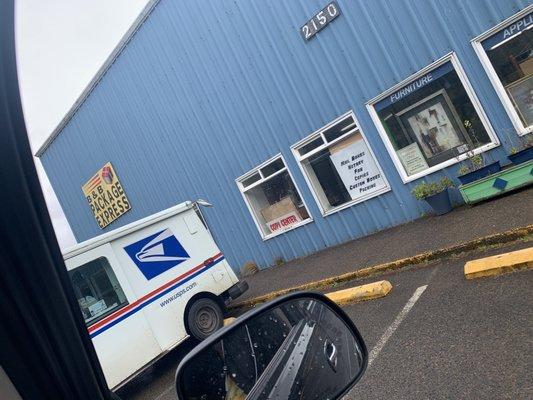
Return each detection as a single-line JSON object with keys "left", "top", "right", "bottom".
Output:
{"left": 155, "top": 285, "right": 428, "bottom": 399}
{"left": 368, "top": 285, "right": 428, "bottom": 367}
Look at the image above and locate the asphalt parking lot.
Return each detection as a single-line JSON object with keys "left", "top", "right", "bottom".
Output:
{"left": 343, "top": 241, "right": 532, "bottom": 400}
{"left": 117, "top": 241, "right": 533, "bottom": 400}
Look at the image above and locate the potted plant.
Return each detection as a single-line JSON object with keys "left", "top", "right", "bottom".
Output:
{"left": 508, "top": 135, "right": 533, "bottom": 165}
{"left": 412, "top": 177, "right": 454, "bottom": 215}
{"left": 456, "top": 152, "right": 500, "bottom": 185}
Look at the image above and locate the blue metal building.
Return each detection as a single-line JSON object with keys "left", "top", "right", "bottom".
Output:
{"left": 37, "top": 0, "right": 533, "bottom": 272}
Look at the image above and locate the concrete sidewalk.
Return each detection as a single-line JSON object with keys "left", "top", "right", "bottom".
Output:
{"left": 238, "top": 188, "right": 533, "bottom": 303}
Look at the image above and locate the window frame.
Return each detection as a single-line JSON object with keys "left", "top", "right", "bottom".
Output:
{"left": 291, "top": 110, "right": 391, "bottom": 216}
{"left": 236, "top": 154, "right": 313, "bottom": 241}
{"left": 366, "top": 52, "right": 500, "bottom": 184}
{"left": 471, "top": 5, "right": 533, "bottom": 137}
{"left": 69, "top": 256, "right": 129, "bottom": 326}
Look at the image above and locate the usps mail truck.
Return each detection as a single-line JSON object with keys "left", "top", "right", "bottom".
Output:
{"left": 63, "top": 201, "right": 248, "bottom": 389}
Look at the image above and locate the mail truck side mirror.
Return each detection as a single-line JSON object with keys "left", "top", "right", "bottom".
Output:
{"left": 195, "top": 199, "right": 212, "bottom": 207}
{"left": 175, "top": 292, "right": 367, "bottom": 400}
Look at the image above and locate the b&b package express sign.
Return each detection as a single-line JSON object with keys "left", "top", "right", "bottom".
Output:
{"left": 82, "top": 162, "right": 131, "bottom": 228}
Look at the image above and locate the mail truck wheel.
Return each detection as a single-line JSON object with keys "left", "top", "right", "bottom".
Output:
{"left": 187, "top": 297, "right": 223, "bottom": 340}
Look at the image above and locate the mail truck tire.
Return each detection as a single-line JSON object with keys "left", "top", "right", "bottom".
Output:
{"left": 187, "top": 297, "right": 223, "bottom": 340}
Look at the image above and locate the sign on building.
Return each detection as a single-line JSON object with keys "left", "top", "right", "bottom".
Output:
{"left": 300, "top": 1, "right": 341, "bottom": 41}
{"left": 329, "top": 134, "right": 388, "bottom": 200}
{"left": 82, "top": 162, "right": 131, "bottom": 229}
{"left": 396, "top": 142, "right": 429, "bottom": 176}
{"left": 261, "top": 197, "right": 302, "bottom": 234}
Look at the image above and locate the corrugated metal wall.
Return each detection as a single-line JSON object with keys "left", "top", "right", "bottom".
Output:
{"left": 41, "top": 0, "right": 531, "bottom": 271}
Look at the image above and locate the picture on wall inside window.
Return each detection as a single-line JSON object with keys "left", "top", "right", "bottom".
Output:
{"left": 372, "top": 59, "right": 494, "bottom": 178}
{"left": 398, "top": 91, "right": 466, "bottom": 160}
{"left": 506, "top": 74, "right": 533, "bottom": 127}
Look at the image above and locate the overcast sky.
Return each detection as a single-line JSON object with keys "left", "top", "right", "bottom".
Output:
{"left": 15, "top": 0, "right": 150, "bottom": 249}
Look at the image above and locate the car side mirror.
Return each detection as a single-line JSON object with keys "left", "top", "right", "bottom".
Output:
{"left": 175, "top": 292, "right": 367, "bottom": 400}
{"left": 195, "top": 199, "right": 212, "bottom": 207}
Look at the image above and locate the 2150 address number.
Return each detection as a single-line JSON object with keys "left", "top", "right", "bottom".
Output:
{"left": 300, "top": 2, "right": 341, "bottom": 41}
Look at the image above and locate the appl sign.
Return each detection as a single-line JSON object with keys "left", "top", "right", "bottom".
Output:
{"left": 82, "top": 162, "right": 131, "bottom": 229}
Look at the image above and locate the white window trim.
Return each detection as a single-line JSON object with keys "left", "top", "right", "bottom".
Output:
{"left": 291, "top": 110, "right": 391, "bottom": 217}
{"left": 366, "top": 52, "right": 500, "bottom": 184}
{"left": 471, "top": 5, "right": 533, "bottom": 137}
{"left": 235, "top": 153, "right": 313, "bottom": 241}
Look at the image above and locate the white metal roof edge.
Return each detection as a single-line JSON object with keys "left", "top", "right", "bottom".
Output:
{"left": 34, "top": 0, "right": 161, "bottom": 157}
{"left": 63, "top": 201, "right": 193, "bottom": 259}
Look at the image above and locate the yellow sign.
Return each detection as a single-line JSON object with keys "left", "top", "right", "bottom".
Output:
{"left": 82, "top": 162, "right": 131, "bottom": 229}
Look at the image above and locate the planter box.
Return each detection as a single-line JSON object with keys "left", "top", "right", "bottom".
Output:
{"left": 508, "top": 146, "right": 533, "bottom": 165}
{"left": 459, "top": 160, "right": 533, "bottom": 205}
{"left": 424, "top": 188, "right": 452, "bottom": 215}
{"left": 457, "top": 161, "right": 501, "bottom": 185}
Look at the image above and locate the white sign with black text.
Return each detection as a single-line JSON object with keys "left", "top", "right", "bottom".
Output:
{"left": 330, "top": 134, "right": 387, "bottom": 201}
{"left": 300, "top": 1, "right": 341, "bottom": 41}
{"left": 396, "top": 142, "right": 429, "bottom": 176}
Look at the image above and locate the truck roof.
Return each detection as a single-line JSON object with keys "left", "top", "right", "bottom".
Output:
{"left": 63, "top": 201, "right": 194, "bottom": 260}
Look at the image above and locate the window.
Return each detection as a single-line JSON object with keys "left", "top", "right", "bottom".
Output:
{"left": 367, "top": 53, "right": 498, "bottom": 183}
{"left": 69, "top": 257, "right": 128, "bottom": 325}
{"left": 473, "top": 7, "right": 533, "bottom": 136}
{"left": 236, "top": 155, "right": 311, "bottom": 239}
{"left": 292, "top": 111, "right": 390, "bottom": 215}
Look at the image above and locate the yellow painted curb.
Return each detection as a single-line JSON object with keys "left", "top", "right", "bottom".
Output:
{"left": 229, "top": 225, "right": 533, "bottom": 310}
{"left": 224, "top": 317, "right": 236, "bottom": 326}
{"left": 326, "top": 280, "right": 392, "bottom": 305}
{"left": 464, "top": 246, "right": 533, "bottom": 279}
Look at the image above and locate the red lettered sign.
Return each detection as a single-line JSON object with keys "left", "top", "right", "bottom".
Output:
{"left": 267, "top": 212, "right": 302, "bottom": 233}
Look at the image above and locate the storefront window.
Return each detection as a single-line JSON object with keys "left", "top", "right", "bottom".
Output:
{"left": 237, "top": 156, "right": 311, "bottom": 239}
{"left": 292, "top": 112, "right": 390, "bottom": 215}
{"left": 368, "top": 55, "right": 497, "bottom": 181}
{"left": 69, "top": 257, "right": 128, "bottom": 325}
{"left": 474, "top": 8, "right": 532, "bottom": 134}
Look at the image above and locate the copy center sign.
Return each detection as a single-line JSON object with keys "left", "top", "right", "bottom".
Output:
{"left": 82, "top": 162, "right": 131, "bottom": 229}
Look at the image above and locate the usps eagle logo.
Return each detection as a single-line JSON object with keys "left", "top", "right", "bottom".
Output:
{"left": 124, "top": 228, "right": 190, "bottom": 280}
